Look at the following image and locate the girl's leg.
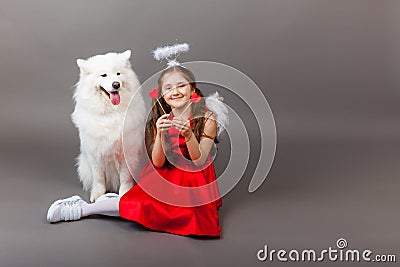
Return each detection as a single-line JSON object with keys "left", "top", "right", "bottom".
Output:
{"left": 47, "top": 195, "right": 120, "bottom": 223}
{"left": 81, "top": 197, "right": 119, "bottom": 217}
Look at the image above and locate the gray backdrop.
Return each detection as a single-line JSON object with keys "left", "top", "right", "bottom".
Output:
{"left": 0, "top": 1, "right": 399, "bottom": 267}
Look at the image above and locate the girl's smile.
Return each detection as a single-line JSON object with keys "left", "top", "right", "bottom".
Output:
{"left": 170, "top": 95, "right": 184, "bottom": 100}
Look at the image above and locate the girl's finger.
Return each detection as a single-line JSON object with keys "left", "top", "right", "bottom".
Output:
{"left": 159, "top": 127, "right": 171, "bottom": 131}
{"left": 159, "top": 119, "right": 172, "bottom": 124}
{"left": 172, "top": 118, "right": 188, "bottom": 124}
{"left": 172, "top": 122, "right": 181, "bottom": 128}
{"left": 161, "top": 120, "right": 172, "bottom": 125}
{"left": 157, "top": 123, "right": 172, "bottom": 130}
{"left": 159, "top": 124, "right": 172, "bottom": 129}
{"left": 173, "top": 122, "right": 188, "bottom": 129}
{"left": 174, "top": 126, "right": 184, "bottom": 132}
{"left": 172, "top": 120, "right": 188, "bottom": 127}
{"left": 157, "top": 114, "right": 170, "bottom": 123}
{"left": 160, "top": 113, "right": 170, "bottom": 118}
{"left": 173, "top": 125, "right": 185, "bottom": 132}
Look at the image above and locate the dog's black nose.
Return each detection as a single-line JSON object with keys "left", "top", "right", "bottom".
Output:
{"left": 112, "top": 82, "right": 120, "bottom": 89}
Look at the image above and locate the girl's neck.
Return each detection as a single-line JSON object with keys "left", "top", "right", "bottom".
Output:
{"left": 171, "top": 102, "right": 191, "bottom": 119}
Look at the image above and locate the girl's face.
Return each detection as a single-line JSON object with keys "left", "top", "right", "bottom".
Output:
{"left": 161, "top": 72, "right": 194, "bottom": 109}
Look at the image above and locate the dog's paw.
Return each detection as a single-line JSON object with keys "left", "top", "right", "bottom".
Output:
{"left": 90, "top": 189, "right": 106, "bottom": 203}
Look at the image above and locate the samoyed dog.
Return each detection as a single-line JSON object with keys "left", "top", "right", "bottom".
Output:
{"left": 72, "top": 50, "right": 146, "bottom": 202}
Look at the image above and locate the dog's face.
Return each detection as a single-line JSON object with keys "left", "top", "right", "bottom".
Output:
{"left": 76, "top": 50, "right": 133, "bottom": 106}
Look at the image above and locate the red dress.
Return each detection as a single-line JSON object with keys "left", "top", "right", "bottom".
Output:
{"left": 119, "top": 116, "right": 222, "bottom": 237}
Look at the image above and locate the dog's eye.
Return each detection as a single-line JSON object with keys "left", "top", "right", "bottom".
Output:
{"left": 101, "top": 74, "right": 107, "bottom": 77}
{"left": 116, "top": 72, "right": 121, "bottom": 76}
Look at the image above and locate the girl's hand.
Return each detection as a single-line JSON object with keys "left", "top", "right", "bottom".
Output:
{"left": 172, "top": 118, "right": 192, "bottom": 139}
{"left": 156, "top": 114, "right": 172, "bottom": 134}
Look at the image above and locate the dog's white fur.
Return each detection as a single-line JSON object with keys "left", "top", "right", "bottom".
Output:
{"left": 72, "top": 50, "right": 146, "bottom": 202}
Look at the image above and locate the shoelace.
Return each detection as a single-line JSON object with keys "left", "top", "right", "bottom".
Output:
{"left": 60, "top": 199, "right": 82, "bottom": 221}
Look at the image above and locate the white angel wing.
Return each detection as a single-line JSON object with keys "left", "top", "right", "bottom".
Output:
{"left": 205, "top": 92, "right": 229, "bottom": 136}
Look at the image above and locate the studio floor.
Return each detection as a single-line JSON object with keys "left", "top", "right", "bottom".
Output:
{"left": 1, "top": 127, "right": 398, "bottom": 267}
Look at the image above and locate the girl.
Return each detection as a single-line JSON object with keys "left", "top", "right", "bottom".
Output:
{"left": 47, "top": 65, "right": 223, "bottom": 237}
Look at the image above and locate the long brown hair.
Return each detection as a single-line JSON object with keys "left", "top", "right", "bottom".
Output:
{"left": 145, "top": 65, "right": 218, "bottom": 166}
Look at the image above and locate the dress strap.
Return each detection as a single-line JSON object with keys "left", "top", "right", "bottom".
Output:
{"left": 200, "top": 133, "right": 215, "bottom": 140}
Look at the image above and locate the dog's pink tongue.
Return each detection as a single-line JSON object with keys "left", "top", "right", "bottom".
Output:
{"left": 110, "top": 92, "right": 120, "bottom": 105}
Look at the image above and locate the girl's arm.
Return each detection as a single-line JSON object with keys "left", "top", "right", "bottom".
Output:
{"left": 173, "top": 112, "right": 217, "bottom": 166}
{"left": 152, "top": 114, "right": 172, "bottom": 167}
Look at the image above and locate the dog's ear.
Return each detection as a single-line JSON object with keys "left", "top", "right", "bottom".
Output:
{"left": 76, "top": 59, "right": 90, "bottom": 75}
{"left": 121, "top": 50, "right": 132, "bottom": 61}
{"left": 76, "top": 58, "right": 85, "bottom": 68}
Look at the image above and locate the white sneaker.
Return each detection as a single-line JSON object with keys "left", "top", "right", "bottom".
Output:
{"left": 95, "top": 192, "right": 119, "bottom": 203}
{"left": 47, "top": 195, "right": 86, "bottom": 223}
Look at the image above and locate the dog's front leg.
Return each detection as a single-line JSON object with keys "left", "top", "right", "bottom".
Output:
{"left": 90, "top": 166, "right": 106, "bottom": 202}
{"left": 119, "top": 162, "right": 134, "bottom": 196}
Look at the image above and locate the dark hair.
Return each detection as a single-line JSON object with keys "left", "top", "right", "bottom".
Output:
{"left": 145, "top": 65, "right": 218, "bottom": 167}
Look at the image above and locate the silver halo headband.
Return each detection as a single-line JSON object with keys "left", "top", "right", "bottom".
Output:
{"left": 152, "top": 43, "right": 189, "bottom": 67}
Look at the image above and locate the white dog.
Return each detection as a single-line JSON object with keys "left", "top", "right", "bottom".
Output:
{"left": 72, "top": 50, "right": 146, "bottom": 202}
